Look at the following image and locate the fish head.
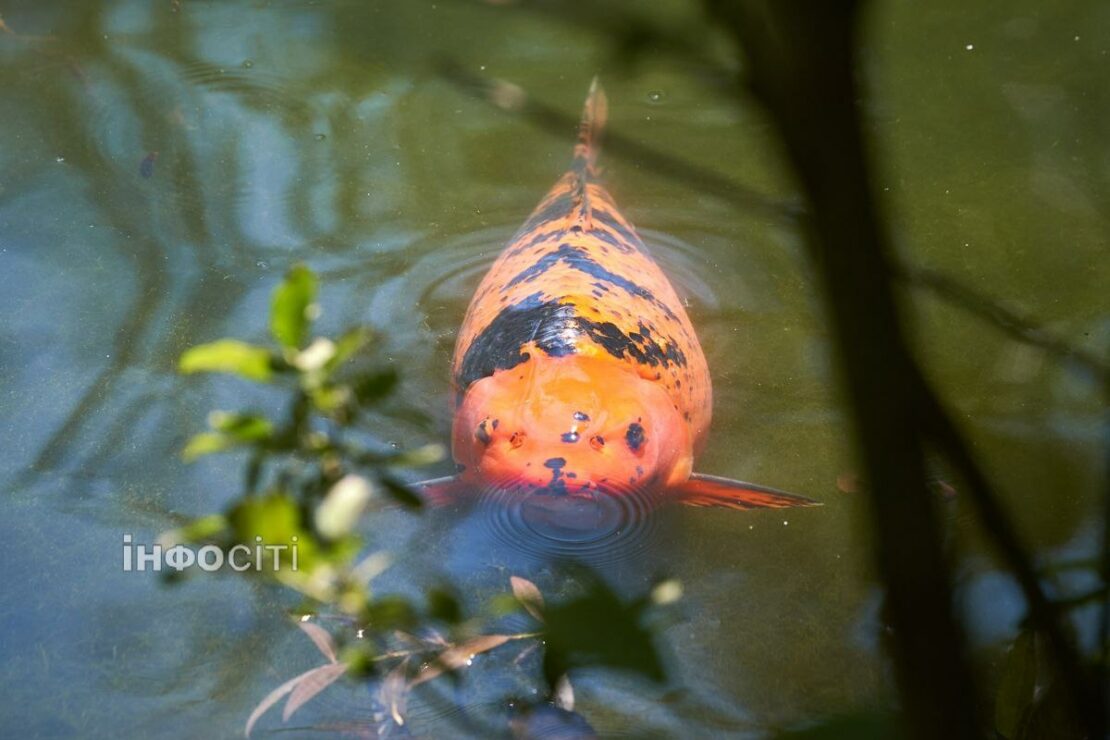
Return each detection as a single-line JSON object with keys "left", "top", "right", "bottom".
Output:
{"left": 452, "top": 355, "right": 692, "bottom": 499}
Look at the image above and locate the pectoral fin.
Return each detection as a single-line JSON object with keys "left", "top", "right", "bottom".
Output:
{"left": 672, "top": 473, "right": 821, "bottom": 510}
{"left": 412, "top": 475, "right": 472, "bottom": 507}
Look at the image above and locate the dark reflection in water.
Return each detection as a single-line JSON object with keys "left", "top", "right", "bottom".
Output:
{"left": 0, "top": 0, "right": 1106, "bottom": 737}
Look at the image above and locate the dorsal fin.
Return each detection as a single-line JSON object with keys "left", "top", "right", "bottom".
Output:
{"left": 573, "top": 76, "right": 608, "bottom": 173}
{"left": 569, "top": 77, "right": 607, "bottom": 228}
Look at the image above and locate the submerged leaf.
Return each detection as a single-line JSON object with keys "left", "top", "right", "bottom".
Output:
{"left": 650, "top": 579, "right": 683, "bottom": 606}
{"left": 410, "top": 634, "right": 515, "bottom": 687}
{"left": 511, "top": 576, "right": 545, "bottom": 622}
{"left": 553, "top": 674, "right": 574, "bottom": 711}
{"left": 245, "top": 666, "right": 320, "bottom": 737}
{"left": 180, "top": 339, "right": 273, "bottom": 381}
{"left": 271, "top": 264, "right": 317, "bottom": 349}
{"left": 297, "top": 620, "right": 339, "bottom": 664}
{"left": 282, "top": 662, "right": 347, "bottom": 721}
{"left": 379, "top": 659, "right": 410, "bottom": 726}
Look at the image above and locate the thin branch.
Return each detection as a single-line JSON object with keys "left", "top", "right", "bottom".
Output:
{"left": 899, "top": 264, "right": 1109, "bottom": 385}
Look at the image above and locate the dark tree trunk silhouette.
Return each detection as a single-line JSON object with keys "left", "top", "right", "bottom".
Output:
{"left": 703, "top": 1, "right": 1101, "bottom": 737}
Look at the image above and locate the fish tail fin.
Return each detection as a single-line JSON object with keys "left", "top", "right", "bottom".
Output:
{"left": 573, "top": 76, "right": 608, "bottom": 174}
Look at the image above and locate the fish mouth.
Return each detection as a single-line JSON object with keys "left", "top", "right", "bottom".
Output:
{"left": 474, "top": 476, "right": 662, "bottom": 562}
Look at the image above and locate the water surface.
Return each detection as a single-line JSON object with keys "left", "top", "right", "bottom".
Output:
{"left": 0, "top": 0, "right": 1105, "bottom": 736}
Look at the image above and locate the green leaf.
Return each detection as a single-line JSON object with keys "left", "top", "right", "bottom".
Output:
{"left": 180, "top": 339, "right": 273, "bottom": 381}
{"left": 211, "top": 411, "right": 273, "bottom": 439}
{"left": 183, "top": 431, "right": 234, "bottom": 461}
{"left": 228, "top": 492, "right": 317, "bottom": 572}
{"left": 776, "top": 712, "right": 903, "bottom": 739}
{"left": 308, "top": 384, "right": 350, "bottom": 414}
{"left": 541, "top": 565, "right": 666, "bottom": 686}
{"left": 361, "top": 595, "right": 418, "bottom": 631}
{"left": 378, "top": 475, "right": 424, "bottom": 510}
{"left": 158, "top": 514, "right": 229, "bottom": 549}
{"left": 270, "top": 264, "right": 318, "bottom": 349}
{"left": 426, "top": 586, "right": 462, "bottom": 624}
{"left": 183, "top": 413, "right": 273, "bottom": 461}
{"left": 326, "top": 327, "right": 374, "bottom": 373}
{"left": 180, "top": 514, "right": 229, "bottom": 542}
{"left": 386, "top": 444, "right": 446, "bottom": 469}
{"left": 995, "top": 630, "right": 1037, "bottom": 739}
{"left": 353, "top": 368, "right": 399, "bottom": 406}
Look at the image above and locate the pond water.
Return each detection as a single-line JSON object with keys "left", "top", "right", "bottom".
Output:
{"left": 0, "top": 0, "right": 1105, "bottom": 737}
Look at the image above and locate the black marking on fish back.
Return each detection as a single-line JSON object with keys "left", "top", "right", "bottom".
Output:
{"left": 456, "top": 293, "right": 687, "bottom": 392}
{"left": 503, "top": 243, "right": 677, "bottom": 322}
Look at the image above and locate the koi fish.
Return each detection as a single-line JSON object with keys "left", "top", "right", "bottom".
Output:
{"left": 423, "top": 79, "right": 819, "bottom": 513}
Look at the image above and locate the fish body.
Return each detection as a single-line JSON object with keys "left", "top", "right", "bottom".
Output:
{"left": 428, "top": 80, "right": 816, "bottom": 511}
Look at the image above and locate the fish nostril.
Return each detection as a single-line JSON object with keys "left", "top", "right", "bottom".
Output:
{"left": 589, "top": 435, "right": 605, "bottom": 451}
{"left": 510, "top": 431, "right": 526, "bottom": 449}
{"left": 625, "top": 422, "right": 646, "bottom": 453}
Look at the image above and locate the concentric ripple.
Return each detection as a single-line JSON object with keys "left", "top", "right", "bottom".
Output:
{"left": 473, "top": 480, "right": 665, "bottom": 566}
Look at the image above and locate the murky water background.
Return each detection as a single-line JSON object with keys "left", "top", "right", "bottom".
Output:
{"left": 0, "top": 0, "right": 1105, "bottom": 737}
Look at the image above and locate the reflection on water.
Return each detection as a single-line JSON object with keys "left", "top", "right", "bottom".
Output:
{"left": 0, "top": 0, "right": 1106, "bottom": 736}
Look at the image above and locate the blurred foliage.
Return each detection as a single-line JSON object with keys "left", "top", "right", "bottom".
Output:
{"left": 776, "top": 712, "right": 903, "bottom": 740}
{"left": 171, "top": 265, "right": 676, "bottom": 736}
{"left": 170, "top": 263, "right": 443, "bottom": 604}
{"left": 990, "top": 567, "right": 1107, "bottom": 740}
